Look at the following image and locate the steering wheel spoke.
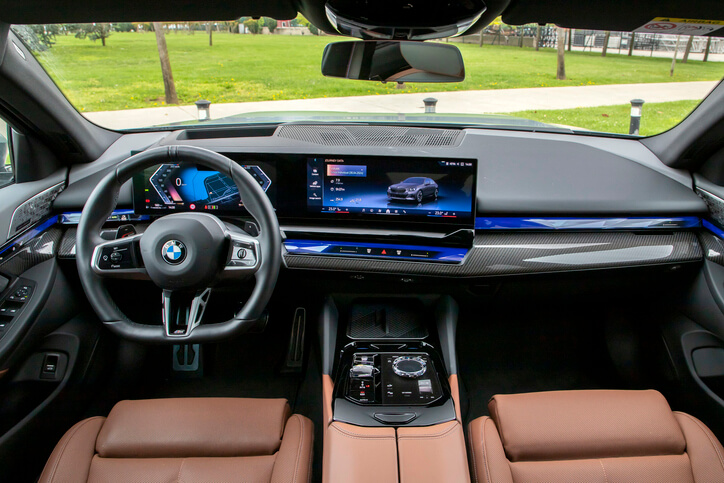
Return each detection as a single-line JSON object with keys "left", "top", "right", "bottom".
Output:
{"left": 91, "top": 234, "right": 149, "bottom": 280}
{"left": 162, "top": 288, "right": 211, "bottom": 337}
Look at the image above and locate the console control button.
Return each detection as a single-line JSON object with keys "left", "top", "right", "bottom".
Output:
{"left": 348, "top": 377, "right": 374, "bottom": 403}
{"left": 350, "top": 363, "right": 377, "bottom": 378}
{"left": 418, "top": 379, "right": 433, "bottom": 394}
{"left": 392, "top": 356, "right": 427, "bottom": 378}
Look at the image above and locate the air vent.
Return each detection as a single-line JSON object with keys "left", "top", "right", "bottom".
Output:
{"left": 275, "top": 125, "right": 464, "bottom": 147}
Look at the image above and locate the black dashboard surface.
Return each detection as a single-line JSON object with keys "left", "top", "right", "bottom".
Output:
{"left": 54, "top": 125, "right": 706, "bottom": 220}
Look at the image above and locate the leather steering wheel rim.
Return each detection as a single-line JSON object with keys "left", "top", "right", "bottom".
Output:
{"left": 75, "top": 145, "right": 281, "bottom": 343}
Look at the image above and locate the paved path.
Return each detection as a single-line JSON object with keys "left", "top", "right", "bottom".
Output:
{"left": 85, "top": 80, "right": 719, "bottom": 129}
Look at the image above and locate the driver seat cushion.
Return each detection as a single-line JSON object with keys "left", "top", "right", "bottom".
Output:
{"left": 39, "top": 397, "right": 314, "bottom": 483}
{"left": 467, "top": 389, "right": 724, "bottom": 483}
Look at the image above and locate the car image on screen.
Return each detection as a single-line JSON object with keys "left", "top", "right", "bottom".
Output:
{"left": 387, "top": 177, "right": 439, "bottom": 203}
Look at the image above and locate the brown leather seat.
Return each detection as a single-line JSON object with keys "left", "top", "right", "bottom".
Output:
{"left": 468, "top": 389, "right": 724, "bottom": 483}
{"left": 39, "top": 397, "right": 313, "bottom": 483}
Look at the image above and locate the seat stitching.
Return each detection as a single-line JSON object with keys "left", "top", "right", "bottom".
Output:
{"left": 396, "top": 423, "right": 459, "bottom": 440}
{"left": 482, "top": 418, "right": 492, "bottom": 483}
{"left": 292, "top": 415, "right": 304, "bottom": 483}
{"left": 306, "top": 432, "right": 314, "bottom": 483}
{"left": 468, "top": 423, "right": 479, "bottom": 483}
{"left": 332, "top": 424, "right": 395, "bottom": 440}
{"left": 176, "top": 457, "right": 186, "bottom": 483}
{"left": 46, "top": 417, "right": 104, "bottom": 483}
{"left": 676, "top": 412, "right": 724, "bottom": 472}
{"left": 599, "top": 459, "right": 608, "bottom": 483}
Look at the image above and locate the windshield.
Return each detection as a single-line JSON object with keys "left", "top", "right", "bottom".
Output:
{"left": 11, "top": 21, "right": 724, "bottom": 135}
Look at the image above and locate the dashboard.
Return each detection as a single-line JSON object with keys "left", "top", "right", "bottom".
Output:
{"left": 132, "top": 155, "right": 476, "bottom": 226}
{"left": 40, "top": 124, "right": 711, "bottom": 277}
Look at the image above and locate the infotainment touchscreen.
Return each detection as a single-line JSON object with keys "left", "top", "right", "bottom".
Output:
{"left": 306, "top": 156, "right": 476, "bottom": 222}
{"left": 133, "top": 162, "right": 275, "bottom": 214}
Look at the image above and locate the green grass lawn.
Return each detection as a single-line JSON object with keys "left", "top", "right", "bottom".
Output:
{"left": 512, "top": 100, "right": 700, "bottom": 136}
{"left": 35, "top": 32, "right": 724, "bottom": 113}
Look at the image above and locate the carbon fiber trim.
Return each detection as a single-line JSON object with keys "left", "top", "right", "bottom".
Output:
{"left": 275, "top": 125, "right": 464, "bottom": 147}
{"left": 0, "top": 227, "right": 62, "bottom": 276}
{"left": 697, "top": 188, "right": 724, "bottom": 228}
{"left": 59, "top": 227, "right": 77, "bottom": 259}
{"left": 698, "top": 231, "right": 724, "bottom": 266}
{"left": 8, "top": 182, "right": 65, "bottom": 238}
{"left": 283, "top": 232, "right": 702, "bottom": 277}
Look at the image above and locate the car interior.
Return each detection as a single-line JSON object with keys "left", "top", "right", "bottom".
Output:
{"left": 0, "top": 0, "right": 724, "bottom": 482}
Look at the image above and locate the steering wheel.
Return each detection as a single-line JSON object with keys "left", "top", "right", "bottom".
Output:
{"left": 75, "top": 146, "right": 281, "bottom": 343}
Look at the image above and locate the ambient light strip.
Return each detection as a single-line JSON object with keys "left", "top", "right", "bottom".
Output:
{"left": 475, "top": 217, "right": 701, "bottom": 230}
{"left": 284, "top": 239, "right": 468, "bottom": 263}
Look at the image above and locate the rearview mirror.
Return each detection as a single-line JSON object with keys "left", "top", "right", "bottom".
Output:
{"left": 321, "top": 41, "right": 465, "bottom": 83}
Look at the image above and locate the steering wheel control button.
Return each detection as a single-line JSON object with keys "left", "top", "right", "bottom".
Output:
{"left": 392, "top": 355, "right": 427, "bottom": 378}
{"left": 228, "top": 240, "right": 258, "bottom": 268}
{"left": 161, "top": 240, "right": 187, "bottom": 265}
{"left": 97, "top": 242, "right": 135, "bottom": 270}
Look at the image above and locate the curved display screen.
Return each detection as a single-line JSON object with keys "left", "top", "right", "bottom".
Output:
{"left": 133, "top": 162, "right": 276, "bottom": 214}
{"left": 307, "top": 156, "right": 475, "bottom": 221}
{"left": 132, "top": 154, "right": 476, "bottom": 226}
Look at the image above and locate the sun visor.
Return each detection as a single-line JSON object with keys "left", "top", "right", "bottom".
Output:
{"left": 0, "top": 0, "right": 297, "bottom": 24}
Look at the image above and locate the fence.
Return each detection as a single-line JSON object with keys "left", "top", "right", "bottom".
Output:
{"left": 457, "top": 27, "right": 724, "bottom": 56}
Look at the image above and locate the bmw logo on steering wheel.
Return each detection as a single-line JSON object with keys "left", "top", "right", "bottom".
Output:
{"left": 161, "top": 240, "right": 187, "bottom": 265}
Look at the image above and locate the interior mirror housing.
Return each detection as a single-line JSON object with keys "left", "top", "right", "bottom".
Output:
{"left": 321, "top": 41, "right": 465, "bottom": 84}
{"left": 325, "top": 0, "right": 486, "bottom": 40}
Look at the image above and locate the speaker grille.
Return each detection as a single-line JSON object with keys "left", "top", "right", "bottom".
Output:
{"left": 275, "top": 125, "right": 464, "bottom": 147}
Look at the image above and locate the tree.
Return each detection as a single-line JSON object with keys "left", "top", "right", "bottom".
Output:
{"left": 670, "top": 36, "right": 682, "bottom": 77}
{"left": 535, "top": 25, "right": 541, "bottom": 51}
{"left": 243, "top": 18, "right": 261, "bottom": 34}
{"left": 263, "top": 18, "right": 277, "bottom": 33}
{"left": 703, "top": 36, "right": 713, "bottom": 62}
{"left": 556, "top": 27, "right": 566, "bottom": 80}
{"left": 75, "top": 23, "right": 112, "bottom": 46}
{"left": 13, "top": 25, "right": 58, "bottom": 52}
{"left": 628, "top": 32, "right": 635, "bottom": 56}
{"left": 567, "top": 28, "right": 572, "bottom": 51}
{"left": 207, "top": 22, "right": 213, "bottom": 46}
{"left": 152, "top": 22, "right": 178, "bottom": 105}
{"left": 293, "top": 14, "right": 319, "bottom": 35}
{"left": 601, "top": 31, "right": 610, "bottom": 56}
{"left": 682, "top": 35, "right": 694, "bottom": 63}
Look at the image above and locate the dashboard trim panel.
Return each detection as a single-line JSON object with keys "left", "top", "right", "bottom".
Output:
{"left": 475, "top": 217, "right": 702, "bottom": 231}
{"left": 283, "top": 231, "right": 702, "bottom": 277}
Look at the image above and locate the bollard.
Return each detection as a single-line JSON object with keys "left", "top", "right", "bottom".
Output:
{"left": 629, "top": 99, "right": 644, "bottom": 135}
{"left": 423, "top": 98, "right": 438, "bottom": 113}
{"left": 195, "top": 99, "right": 211, "bottom": 121}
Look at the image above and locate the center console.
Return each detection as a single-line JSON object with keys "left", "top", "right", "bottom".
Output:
{"left": 320, "top": 296, "right": 470, "bottom": 482}
{"left": 334, "top": 341, "right": 456, "bottom": 427}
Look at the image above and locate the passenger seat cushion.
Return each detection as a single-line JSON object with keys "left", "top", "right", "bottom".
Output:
{"left": 467, "top": 417, "right": 513, "bottom": 483}
{"left": 271, "top": 414, "right": 314, "bottom": 483}
{"left": 96, "top": 397, "right": 291, "bottom": 458}
{"left": 39, "top": 398, "right": 314, "bottom": 483}
{"left": 39, "top": 416, "right": 106, "bottom": 483}
{"left": 674, "top": 412, "right": 724, "bottom": 482}
{"left": 488, "top": 389, "right": 686, "bottom": 461}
